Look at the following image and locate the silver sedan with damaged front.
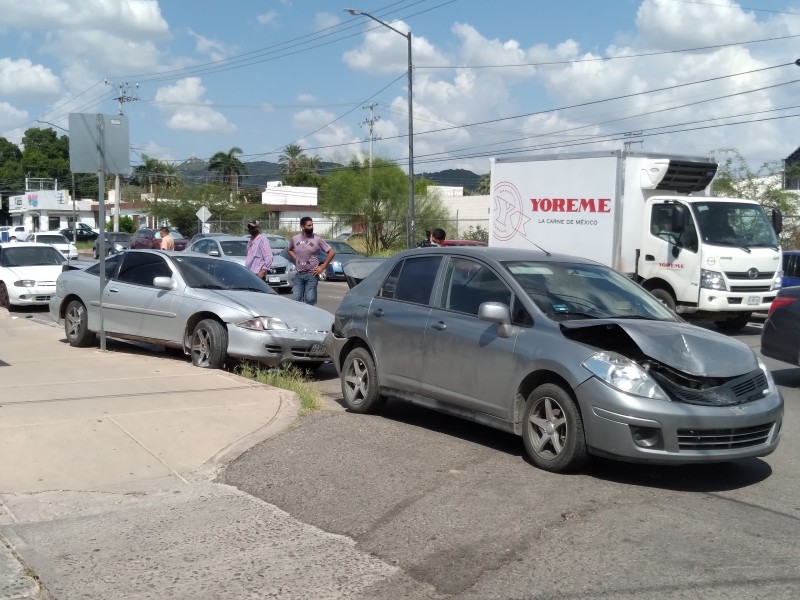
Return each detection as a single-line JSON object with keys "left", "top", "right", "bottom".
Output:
{"left": 49, "top": 250, "right": 333, "bottom": 368}
{"left": 326, "top": 247, "right": 783, "bottom": 473}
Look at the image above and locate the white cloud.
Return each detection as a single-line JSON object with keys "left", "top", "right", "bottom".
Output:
{"left": 296, "top": 93, "right": 316, "bottom": 103}
{"left": 313, "top": 12, "right": 341, "bottom": 32}
{"left": 343, "top": 20, "right": 447, "bottom": 74}
{"left": 292, "top": 108, "right": 360, "bottom": 160}
{"left": 0, "top": 102, "right": 28, "bottom": 139}
{"left": 257, "top": 11, "right": 277, "bottom": 26}
{"left": 0, "top": 58, "right": 61, "bottom": 97}
{"left": 189, "top": 30, "right": 231, "bottom": 62}
{"left": 154, "top": 77, "right": 235, "bottom": 133}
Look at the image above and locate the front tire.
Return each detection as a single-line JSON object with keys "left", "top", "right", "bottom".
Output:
{"left": 64, "top": 300, "right": 95, "bottom": 347}
{"left": 93, "top": 247, "right": 99, "bottom": 259}
{"left": 0, "top": 283, "right": 11, "bottom": 310}
{"left": 522, "top": 383, "right": 587, "bottom": 473}
{"left": 649, "top": 287, "right": 676, "bottom": 312}
{"left": 715, "top": 312, "right": 752, "bottom": 332}
{"left": 190, "top": 319, "right": 228, "bottom": 369}
{"left": 341, "top": 347, "right": 385, "bottom": 414}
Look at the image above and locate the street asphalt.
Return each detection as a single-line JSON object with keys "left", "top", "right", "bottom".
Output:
{"left": 0, "top": 292, "right": 399, "bottom": 600}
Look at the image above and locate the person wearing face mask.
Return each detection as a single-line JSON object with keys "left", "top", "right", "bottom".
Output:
{"left": 287, "top": 216, "right": 334, "bottom": 305}
{"left": 245, "top": 219, "right": 273, "bottom": 281}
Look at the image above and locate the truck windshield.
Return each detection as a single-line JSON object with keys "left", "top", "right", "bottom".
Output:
{"left": 693, "top": 202, "right": 778, "bottom": 248}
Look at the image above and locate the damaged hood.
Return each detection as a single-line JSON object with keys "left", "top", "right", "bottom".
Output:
{"left": 561, "top": 319, "right": 757, "bottom": 377}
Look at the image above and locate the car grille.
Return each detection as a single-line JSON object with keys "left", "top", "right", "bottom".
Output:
{"left": 651, "top": 369, "right": 768, "bottom": 406}
{"left": 265, "top": 344, "right": 283, "bottom": 354}
{"left": 729, "top": 285, "right": 771, "bottom": 293}
{"left": 677, "top": 423, "right": 774, "bottom": 450}
{"left": 270, "top": 266, "right": 287, "bottom": 274}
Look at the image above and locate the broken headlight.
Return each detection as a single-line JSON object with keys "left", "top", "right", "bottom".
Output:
{"left": 583, "top": 351, "right": 669, "bottom": 400}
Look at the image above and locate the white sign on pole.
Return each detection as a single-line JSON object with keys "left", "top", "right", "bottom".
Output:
{"left": 196, "top": 206, "right": 211, "bottom": 222}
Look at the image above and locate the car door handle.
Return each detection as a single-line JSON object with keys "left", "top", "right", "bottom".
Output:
{"left": 109, "top": 288, "right": 119, "bottom": 293}
{"left": 431, "top": 321, "right": 447, "bottom": 331}
{"left": 373, "top": 308, "right": 384, "bottom": 317}
{"left": 644, "top": 255, "right": 655, "bottom": 261}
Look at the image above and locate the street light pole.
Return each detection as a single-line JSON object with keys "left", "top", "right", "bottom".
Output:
{"left": 344, "top": 8, "right": 415, "bottom": 248}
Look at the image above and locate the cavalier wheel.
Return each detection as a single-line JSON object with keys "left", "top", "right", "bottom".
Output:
{"left": 64, "top": 300, "right": 96, "bottom": 347}
{"left": 341, "top": 347, "right": 385, "bottom": 414}
{"left": 190, "top": 319, "right": 228, "bottom": 369}
{"left": 522, "top": 383, "right": 587, "bottom": 473}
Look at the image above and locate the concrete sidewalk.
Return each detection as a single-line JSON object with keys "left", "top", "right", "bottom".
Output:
{"left": 0, "top": 312, "right": 401, "bottom": 599}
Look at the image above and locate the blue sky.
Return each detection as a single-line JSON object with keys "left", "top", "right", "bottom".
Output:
{"left": 1, "top": 0, "right": 799, "bottom": 189}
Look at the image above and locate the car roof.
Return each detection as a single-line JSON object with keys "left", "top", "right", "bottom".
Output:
{"left": 395, "top": 245, "right": 603, "bottom": 265}
{"left": 0, "top": 241, "right": 57, "bottom": 248}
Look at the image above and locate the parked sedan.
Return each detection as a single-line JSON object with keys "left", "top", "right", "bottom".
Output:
{"left": 49, "top": 250, "right": 333, "bottom": 368}
{"left": 326, "top": 247, "right": 783, "bottom": 473}
{"left": 130, "top": 228, "right": 188, "bottom": 251}
{"left": 93, "top": 232, "right": 132, "bottom": 258}
{"left": 761, "top": 286, "right": 800, "bottom": 366}
{"left": 0, "top": 242, "right": 66, "bottom": 309}
{"left": 61, "top": 223, "right": 99, "bottom": 242}
{"left": 319, "top": 240, "right": 361, "bottom": 281}
{"left": 188, "top": 234, "right": 295, "bottom": 291}
{"left": 20, "top": 232, "right": 79, "bottom": 260}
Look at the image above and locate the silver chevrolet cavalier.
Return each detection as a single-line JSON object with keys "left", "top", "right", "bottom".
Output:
{"left": 326, "top": 247, "right": 783, "bottom": 473}
{"left": 50, "top": 250, "right": 332, "bottom": 368}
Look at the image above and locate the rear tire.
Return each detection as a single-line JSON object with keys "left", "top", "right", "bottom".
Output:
{"left": 93, "top": 247, "right": 99, "bottom": 259}
{"left": 341, "top": 347, "right": 385, "bottom": 414}
{"left": 522, "top": 383, "right": 587, "bottom": 473}
{"left": 64, "top": 300, "right": 95, "bottom": 347}
{"left": 649, "top": 287, "right": 676, "bottom": 312}
{"left": 190, "top": 319, "right": 228, "bottom": 369}
{"left": 715, "top": 312, "right": 752, "bottom": 332}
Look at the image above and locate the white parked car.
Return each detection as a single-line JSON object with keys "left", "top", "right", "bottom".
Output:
{"left": 20, "top": 232, "right": 79, "bottom": 260}
{"left": 0, "top": 242, "right": 67, "bottom": 309}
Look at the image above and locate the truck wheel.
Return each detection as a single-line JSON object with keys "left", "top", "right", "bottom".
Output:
{"left": 522, "top": 383, "right": 587, "bottom": 473}
{"left": 649, "top": 288, "right": 676, "bottom": 311}
{"left": 715, "top": 312, "right": 752, "bottom": 333}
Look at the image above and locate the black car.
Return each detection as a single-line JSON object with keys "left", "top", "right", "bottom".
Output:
{"left": 61, "top": 224, "right": 99, "bottom": 242}
{"left": 761, "top": 286, "right": 800, "bottom": 366}
{"left": 93, "top": 232, "right": 132, "bottom": 258}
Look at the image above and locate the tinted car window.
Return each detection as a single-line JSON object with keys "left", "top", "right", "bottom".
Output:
{"left": 0, "top": 246, "right": 65, "bottom": 266}
{"left": 383, "top": 256, "right": 441, "bottom": 305}
{"left": 440, "top": 257, "right": 511, "bottom": 316}
{"left": 117, "top": 253, "right": 172, "bottom": 286}
{"left": 86, "top": 254, "right": 123, "bottom": 278}
{"left": 171, "top": 255, "right": 277, "bottom": 294}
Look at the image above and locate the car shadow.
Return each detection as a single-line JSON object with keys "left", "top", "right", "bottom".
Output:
{"left": 340, "top": 397, "right": 774, "bottom": 492}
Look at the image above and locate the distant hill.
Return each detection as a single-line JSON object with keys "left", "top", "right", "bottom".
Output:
{"left": 178, "top": 159, "right": 483, "bottom": 192}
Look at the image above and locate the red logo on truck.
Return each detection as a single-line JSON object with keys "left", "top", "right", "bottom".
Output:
{"left": 530, "top": 198, "right": 611, "bottom": 213}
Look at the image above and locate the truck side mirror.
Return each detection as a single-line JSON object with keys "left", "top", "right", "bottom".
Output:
{"left": 671, "top": 205, "right": 686, "bottom": 234}
{"left": 772, "top": 208, "right": 783, "bottom": 235}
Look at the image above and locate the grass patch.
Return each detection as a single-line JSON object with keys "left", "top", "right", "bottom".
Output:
{"left": 235, "top": 362, "right": 323, "bottom": 413}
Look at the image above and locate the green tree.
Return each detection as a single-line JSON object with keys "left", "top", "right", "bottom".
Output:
{"left": 278, "top": 144, "right": 306, "bottom": 177}
{"left": 320, "top": 157, "right": 449, "bottom": 254}
{"left": 106, "top": 215, "right": 137, "bottom": 233}
{"left": 476, "top": 173, "right": 490, "bottom": 195}
{"left": 208, "top": 147, "right": 246, "bottom": 194}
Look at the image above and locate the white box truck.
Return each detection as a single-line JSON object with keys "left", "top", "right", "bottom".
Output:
{"left": 489, "top": 150, "right": 783, "bottom": 331}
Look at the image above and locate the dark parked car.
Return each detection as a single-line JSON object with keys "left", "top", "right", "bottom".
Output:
{"left": 60, "top": 223, "right": 99, "bottom": 242}
{"left": 326, "top": 247, "right": 783, "bottom": 473}
{"left": 93, "top": 232, "right": 132, "bottom": 258}
{"left": 319, "top": 240, "right": 361, "bottom": 281}
{"left": 131, "top": 228, "right": 187, "bottom": 251}
{"left": 439, "top": 240, "right": 487, "bottom": 247}
{"left": 781, "top": 250, "right": 800, "bottom": 287}
{"left": 761, "top": 286, "right": 800, "bottom": 366}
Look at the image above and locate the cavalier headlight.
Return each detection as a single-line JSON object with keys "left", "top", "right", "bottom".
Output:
{"left": 13, "top": 280, "right": 36, "bottom": 287}
{"left": 236, "top": 317, "right": 291, "bottom": 331}
{"left": 582, "top": 351, "right": 669, "bottom": 400}
{"left": 700, "top": 268, "right": 727, "bottom": 291}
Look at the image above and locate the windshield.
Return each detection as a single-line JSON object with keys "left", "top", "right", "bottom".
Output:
{"left": 693, "top": 201, "right": 778, "bottom": 247}
{"left": 328, "top": 241, "right": 358, "bottom": 254}
{"left": 267, "top": 236, "right": 289, "bottom": 250}
{"left": 171, "top": 255, "right": 277, "bottom": 294}
{"left": 220, "top": 240, "right": 249, "bottom": 256}
{"left": 1, "top": 246, "right": 66, "bottom": 267}
{"left": 36, "top": 234, "right": 69, "bottom": 245}
{"left": 504, "top": 261, "right": 677, "bottom": 321}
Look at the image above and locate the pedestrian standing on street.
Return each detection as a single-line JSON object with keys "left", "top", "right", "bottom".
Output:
{"left": 288, "top": 217, "right": 334, "bottom": 306}
{"left": 245, "top": 219, "right": 273, "bottom": 281}
{"left": 159, "top": 227, "right": 175, "bottom": 251}
{"left": 419, "top": 227, "right": 446, "bottom": 247}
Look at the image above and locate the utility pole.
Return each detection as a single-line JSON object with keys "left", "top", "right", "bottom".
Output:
{"left": 623, "top": 131, "right": 644, "bottom": 152}
{"left": 109, "top": 81, "right": 138, "bottom": 231}
{"left": 361, "top": 102, "right": 380, "bottom": 165}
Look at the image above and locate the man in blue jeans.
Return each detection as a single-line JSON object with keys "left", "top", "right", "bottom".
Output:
{"left": 288, "top": 217, "right": 335, "bottom": 305}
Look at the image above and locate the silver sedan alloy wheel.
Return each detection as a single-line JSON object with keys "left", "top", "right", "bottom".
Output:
{"left": 527, "top": 395, "right": 568, "bottom": 460}
{"left": 344, "top": 356, "right": 370, "bottom": 407}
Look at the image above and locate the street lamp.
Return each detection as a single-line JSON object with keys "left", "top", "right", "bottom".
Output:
{"left": 36, "top": 120, "right": 78, "bottom": 245}
{"left": 344, "top": 8, "right": 416, "bottom": 248}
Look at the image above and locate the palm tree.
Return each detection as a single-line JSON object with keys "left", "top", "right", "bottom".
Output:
{"left": 132, "top": 154, "right": 169, "bottom": 226}
{"left": 278, "top": 144, "right": 306, "bottom": 177}
{"left": 208, "top": 147, "right": 246, "bottom": 195}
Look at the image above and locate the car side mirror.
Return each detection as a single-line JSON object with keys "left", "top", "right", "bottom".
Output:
{"left": 671, "top": 245, "right": 681, "bottom": 259}
{"left": 478, "top": 301, "right": 513, "bottom": 338}
{"left": 772, "top": 208, "right": 783, "bottom": 235}
{"left": 153, "top": 276, "right": 175, "bottom": 290}
{"left": 208, "top": 250, "right": 220, "bottom": 257}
